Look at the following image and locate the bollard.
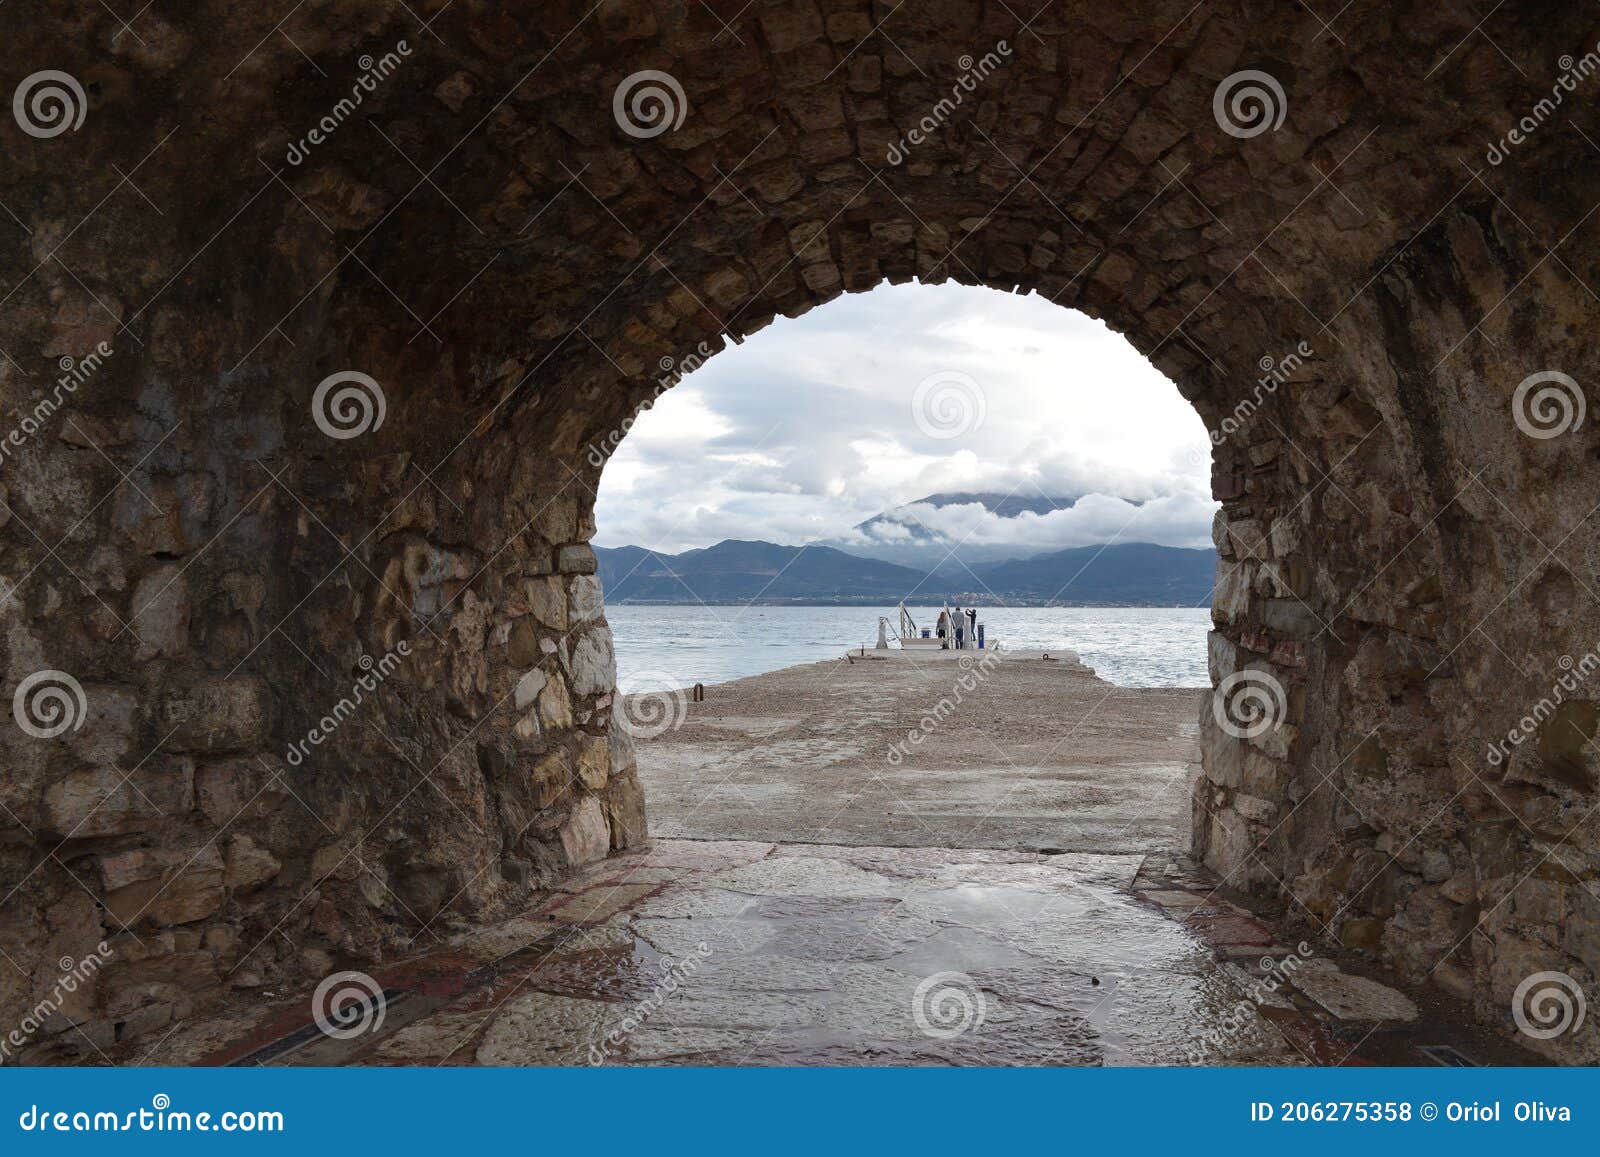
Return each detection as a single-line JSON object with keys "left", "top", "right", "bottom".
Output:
{"left": 692, "top": 683, "right": 704, "bottom": 702}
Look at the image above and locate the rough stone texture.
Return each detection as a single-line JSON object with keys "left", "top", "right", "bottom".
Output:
{"left": 0, "top": 0, "right": 1597, "bottom": 1061}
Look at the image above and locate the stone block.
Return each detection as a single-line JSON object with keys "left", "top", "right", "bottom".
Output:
{"left": 1247, "top": 719, "right": 1298, "bottom": 761}
{"left": 1260, "top": 598, "right": 1320, "bottom": 638}
{"left": 1288, "top": 960, "right": 1419, "bottom": 1022}
{"left": 63, "top": 684, "right": 139, "bottom": 768}
{"left": 537, "top": 677, "right": 573, "bottom": 730}
{"left": 609, "top": 710, "right": 637, "bottom": 776}
{"left": 825, "top": 11, "right": 871, "bottom": 41}
{"left": 1206, "top": 630, "right": 1238, "bottom": 684}
{"left": 557, "top": 544, "right": 597, "bottom": 574}
{"left": 605, "top": 770, "right": 647, "bottom": 851}
{"left": 523, "top": 576, "right": 567, "bottom": 629}
{"left": 568, "top": 574, "right": 603, "bottom": 623}
{"left": 869, "top": 220, "right": 915, "bottom": 247}
{"left": 1211, "top": 509, "right": 1232, "bottom": 558}
{"left": 1339, "top": 917, "right": 1383, "bottom": 950}
{"left": 575, "top": 733, "right": 609, "bottom": 791}
{"left": 1224, "top": 517, "right": 1265, "bottom": 558}
{"left": 42, "top": 757, "right": 194, "bottom": 839}
{"left": 131, "top": 563, "right": 190, "bottom": 659}
{"left": 759, "top": 3, "right": 824, "bottom": 52}
{"left": 1198, "top": 704, "right": 1244, "bottom": 788}
{"left": 1241, "top": 749, "right": 1284, "bottom": 797}
{"left": 506, "top": 619, "right": 540, "bottom": 667}
{"left": 569, "top": 627, "right": 614, "bottom": 697}
{"left": 781, "top": 89, "right": 845, "bottom": 131}
{"left": 558, "top": 795, "right": 610, "bottom": 867}
{"left": 529, "top": 748, "right": 570, "bottom": 810}
{"left": 225, "top": 834, "right": 281, "bottom": 891}
{"left": 1212, "top": 561, "right": 1253, "bottom": 624}
{"left": 194, "top": 757, "right": 287, "bottom": 828}
{"left": 1232, "top": 793, "right": 1276, "bottom": 822}
{"left": 102, "top": 846, "right": 225, "bottom": 927}
{"left": 514, "top": 668, "right": 547, "bottom": 711}
{"left": 1270, "top": 514, "right": 1302, "bottom": 557}
{"left": 846, "top": 55, "right": 880, "bottom": 93}
{"left": 159, "top": 678, "right": 270, "bottom": 753}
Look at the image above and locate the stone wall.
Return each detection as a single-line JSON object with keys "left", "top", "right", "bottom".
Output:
{"left": 0, "top": 0, "right": 1597, "bottom": 1061}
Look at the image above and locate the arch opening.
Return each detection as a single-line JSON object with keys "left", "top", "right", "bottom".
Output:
{"left": 593, "top": 279, "right": 1223, "bottom": 855}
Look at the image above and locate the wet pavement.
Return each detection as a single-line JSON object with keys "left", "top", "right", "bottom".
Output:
{"left": 103, "top": 838, "right": 1537, "bottom": 1068}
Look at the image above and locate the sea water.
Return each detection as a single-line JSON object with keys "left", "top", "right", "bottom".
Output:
{"left": 606, "top": 604, "right": 1211, "bottom": 691}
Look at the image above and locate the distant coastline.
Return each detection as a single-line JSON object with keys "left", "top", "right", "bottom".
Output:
{"left": 596, "top": 538, "right": 1217, "bottom": 607}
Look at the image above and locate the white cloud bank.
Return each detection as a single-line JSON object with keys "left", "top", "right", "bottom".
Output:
{"left": 594, "top": 280, "right": 1216, "bottom": 556}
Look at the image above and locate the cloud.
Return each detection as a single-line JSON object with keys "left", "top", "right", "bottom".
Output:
{"left": 594, "top": 280, "right": 1216, "bottom": 555}
{"left": 837, "top": 485, "right": 1219, "bottom": 553}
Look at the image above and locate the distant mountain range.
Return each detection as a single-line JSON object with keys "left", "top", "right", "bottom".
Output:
{"left": 594, "top": 541, "right": 929, "bottom": 603}
{"left": 595, "top": 538, "right": 1216, "bottom": 607}
{"left": 595, "top": 489, "right": 1216, "bottom": 606}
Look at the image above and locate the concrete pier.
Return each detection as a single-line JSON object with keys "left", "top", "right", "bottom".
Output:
{"left": 638, "top": 649, "right": 1203, "bottom": 854}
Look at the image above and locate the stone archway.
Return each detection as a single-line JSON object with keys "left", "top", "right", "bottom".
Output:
{"left": 2, "top": 0, "right": 1597, "bottom": 1060}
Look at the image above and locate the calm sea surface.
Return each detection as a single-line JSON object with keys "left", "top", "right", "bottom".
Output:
{"left": 607, "top": 604, "right": 1211, "bottom": 691}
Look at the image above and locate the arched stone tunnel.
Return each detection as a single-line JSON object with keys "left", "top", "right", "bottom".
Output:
{"left": 2, "top": 0, "right": 1597, "bottom": 1060}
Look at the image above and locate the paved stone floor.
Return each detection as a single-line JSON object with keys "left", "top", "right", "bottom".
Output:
{"left": 103, "top": 838, "right": 1534, "bottom": 1067}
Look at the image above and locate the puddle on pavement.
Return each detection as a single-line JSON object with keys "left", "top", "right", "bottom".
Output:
{"left": 195, "top": 842, "right": 1312, "bottom": 1068}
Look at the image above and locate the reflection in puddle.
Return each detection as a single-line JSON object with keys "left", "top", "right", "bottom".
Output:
{"left": 189, "top": 843, "right": 1312, "bottom": 1068}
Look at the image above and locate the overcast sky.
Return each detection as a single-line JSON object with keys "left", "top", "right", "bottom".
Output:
{"left": 593, "top": 280, "right": 1217, "bottom": 555}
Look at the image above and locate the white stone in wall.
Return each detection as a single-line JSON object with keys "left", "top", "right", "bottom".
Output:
{"left": 559, "top": 796, "right": 609, "bottom": 866}
{"left": 570, "top": 627, "right": 615, "bottom": 697}
{"left": 514, "top": 668, "right": 546, "bottom": 710}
